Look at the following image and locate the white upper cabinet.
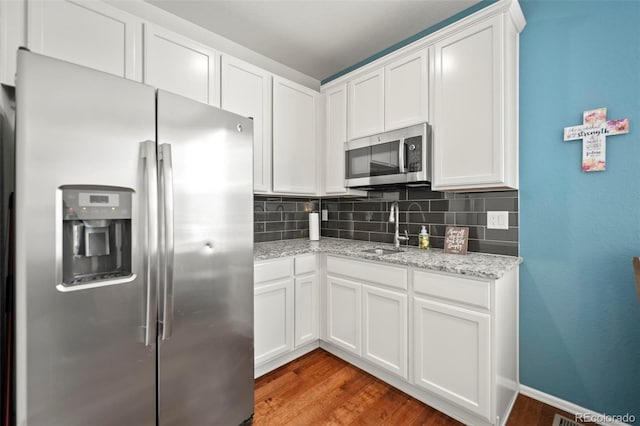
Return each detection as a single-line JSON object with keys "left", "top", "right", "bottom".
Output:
{"left": 143, "top": 24, "right": 220, "bottom": 106}
{"left": 322, "top": 83, "right": 366, "bottom": 196}
{"left": 221, "top": 56, "right": 272, "bottom": 193}
{"left": 384, "top": 49, "right": 428, "bottom": 131}
{"left": 27, "top": 0, "right": 141, "bottom": 80}
{"left": 348, "top": 68, "right": 384, "bottom": 140}
{"left": 272, "top": 76, "right": 319, "bottom": 195}
{"left": 348, "top": 49, "right": 428, "bottom": 140}
{"left": 431, "top": 15, "right": 519, "bottom": 191}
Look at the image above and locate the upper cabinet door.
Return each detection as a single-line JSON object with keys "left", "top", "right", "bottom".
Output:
{"left": 324, "top": 83, "right": 348, "bottom": 194}
{"left": 221, "top": 56, "right": 272, "bottom": 193}
{"left": 385, "top": 49, "right": 428, "bottom": 131}
{"left": 27, "top": 0, "right": 141, "bottom": 80}
{"left": 272, "top": 76, "right": 319, "bottom": 195}
{"left": 432, "top": 16, "right": 517, "bottom": 191}
{"left": 348, "top": 68, "right": 384, "bottom": 140}
{"left": 143, "top": 24, "right": 219, "bottom": 106}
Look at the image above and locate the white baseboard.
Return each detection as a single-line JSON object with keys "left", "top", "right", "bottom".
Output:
{"left": 519, "top": 385, "right": 633, "bottom": 426}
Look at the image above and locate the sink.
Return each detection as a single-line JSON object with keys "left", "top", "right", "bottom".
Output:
{"left": 361, "top": 248, "right": 403, "bottom": 255}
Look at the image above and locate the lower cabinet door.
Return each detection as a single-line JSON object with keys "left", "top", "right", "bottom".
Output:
{"left": 326, "top": 276, "right": 361, "bottom": 355}
{"left": 294, "top": 273, "right": 318, "bottom": 347}
{"left": 362, "top": 285, "right": 408, "bottom": 378}
{"left": 413, "top": 297, "right": 491, "bottom": 420}
{"left": 254, "top": 279, "right": 294, "bottom": 365}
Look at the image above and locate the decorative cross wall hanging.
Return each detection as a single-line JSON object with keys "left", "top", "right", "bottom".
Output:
{"left": 564, "top": 107, "right": 629, "bottom": 172}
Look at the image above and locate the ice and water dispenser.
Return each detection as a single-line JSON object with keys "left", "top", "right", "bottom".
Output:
{"left": 61, "top": 186, "right": 133, "bottom": 286}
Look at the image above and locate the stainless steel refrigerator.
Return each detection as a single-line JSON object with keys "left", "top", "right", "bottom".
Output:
{"left": 13, "top": 50, "right": 254, "bottom": 425}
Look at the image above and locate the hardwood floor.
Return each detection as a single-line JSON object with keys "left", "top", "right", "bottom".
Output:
{"left": 254, "top": 349, "right": 587, "bottom": 425}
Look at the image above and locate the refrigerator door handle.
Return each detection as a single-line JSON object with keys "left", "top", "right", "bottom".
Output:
{"left": 142, "top": 140, "right": 158, "bottom": 346}
{"left": 159, "top": 143, "right": 175, "bottom": 340}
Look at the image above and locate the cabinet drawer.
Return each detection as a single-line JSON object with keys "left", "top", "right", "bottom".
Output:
{"left": 327, "top": 256, "right": 407, "bottom": 290}
{"left": 254, "top": 258, "right": 292, "bottom": 284}
{"left": 294, "top": 254, "right": 316, "bottom": 276}
{"left": 413, "top": 270, "right": 490, "bottom": 309}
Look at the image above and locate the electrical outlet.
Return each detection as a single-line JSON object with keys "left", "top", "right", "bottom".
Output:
{"left": 487, "top": 211, "right": 509, "bottom": 230}
{"left": 321, "top": 209, "right": 328, "bottom": 221}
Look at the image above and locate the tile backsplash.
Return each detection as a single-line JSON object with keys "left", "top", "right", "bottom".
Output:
{"left": 254, "top": 188, "right": 519, "bottom": 256}
{"left": 321, "top": 187, "right": 519, "bottom": 256}
{"left": 254, "top": 196, "right": 319, "bottom": 243}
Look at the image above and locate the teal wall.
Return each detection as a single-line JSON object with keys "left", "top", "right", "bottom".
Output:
{"left": 519, "top": 0, "right": 640, "bottom": 420}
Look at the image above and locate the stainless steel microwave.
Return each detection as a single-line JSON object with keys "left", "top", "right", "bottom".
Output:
{"left": 344, "top": 123, "right": 431, "bottom": 187}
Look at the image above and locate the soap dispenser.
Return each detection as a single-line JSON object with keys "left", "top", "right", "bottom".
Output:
{"left": 419, "top": 225, "right": 430, "bottom": 249}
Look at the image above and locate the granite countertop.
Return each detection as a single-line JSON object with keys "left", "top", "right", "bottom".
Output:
{"left": 254, "top": 238, "right": 522, "bottom": 280}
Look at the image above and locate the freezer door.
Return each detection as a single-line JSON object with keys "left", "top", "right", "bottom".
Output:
{"left": 156, "top": 90, "right": 254, "bottom": 425}
{"left": 14, "top": 51, "right": 156, "bottom": 425}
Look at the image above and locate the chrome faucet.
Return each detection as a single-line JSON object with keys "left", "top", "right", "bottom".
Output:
{"left": 389, "top": 201, "right": 409, "bottom": 249}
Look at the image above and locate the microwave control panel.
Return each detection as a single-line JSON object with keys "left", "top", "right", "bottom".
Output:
{"left": 405, "top": 135, "right": 423, "bottom": 172}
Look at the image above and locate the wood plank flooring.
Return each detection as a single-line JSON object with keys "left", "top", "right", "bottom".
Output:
{"left": 254, "top": 349, "right": 588, "bottom": 425}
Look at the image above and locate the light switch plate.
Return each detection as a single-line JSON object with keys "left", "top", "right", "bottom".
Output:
{"left": 487, "top": 211, "right": 509, "bottom": 230}
{"left": 321, "top": 209, "right": 328, "bottom": 221}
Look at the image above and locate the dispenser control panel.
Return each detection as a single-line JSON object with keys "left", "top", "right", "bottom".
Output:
{"left": 60, "top": 186, "right": 133, "bottom": 287}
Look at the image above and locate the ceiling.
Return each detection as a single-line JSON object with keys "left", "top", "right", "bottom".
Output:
{"left": 144, "top": 0, "right": 481, "bottom": 82}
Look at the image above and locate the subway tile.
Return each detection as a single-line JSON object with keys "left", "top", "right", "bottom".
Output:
{"left": 254, "top": 222, "right": 265, "bottom": 233}
{"left": 369, "top": 232, "right": 394, "bottom": 244}
{"left": 445, "top": 212, "right": 456, "bottom": 224}
{"left": 296, "top": 220, "right": 310, "bottom": 230}
{"left": 339, "top": 202, "right": 354, "bottom": 211}
{"left": 254, "top": 231, "right": 282, "bottom": 243}
{"left": 339, "top": 229, "right": 355, "bottom": 239}
{"left": 323, "top": 220, "right": 339, "bottom": 230}
{"left": 284, "top": 212, "right": 308, "bottom": 221}
{"left": 485, "top": 197, "right": 518, "bottom": 212}
{"left": 467, "top": 240, "right": 518, "bottom": 256}
{"left": 407, "top": 186, "right": 444, "bottom": 200}
{"left": 338, "top": 212, "right": 354, "bottom": 221}
{"left": 353, "top": 201, "right": 385, "bottom": 211}
{"left": 327, "top": 211, "right": 341, "bottom": 221}
{"left": 297, "top": 201, "right": 318, "bottom": 212}
{"left": 509, "top": 212, "right": 519, "bottom": 227}
{"left": 485, "top": 227, "right": 519, "bottom": 242}
{"left": 337, "top": 221, "right": 355, "bottom": 230}
{"left": 398, "top": 200, "right": 430, "bottom": 213}
{"left": 353, "top": 221, "right": 387, "bottom": 232}
{"left": 322, "top": 229, "right": 340, "bottom": 238}
{"left": 283, "top": 229, "right": 308, "bottom": 239}
{"left": 353, "top": 211, "right": 384, "bottom": 222}
{"left": 253, "top": 201, "right": 265, "bottom": 211}
{"left": 254, "top": 212, "right": 281, "bottom": 222}
{"left": 265, "top": 222, "right": 286, "bottom": 232}
{"left": 404, "top": 212, "right": 445, "bottom": 225}
{"left": 265, "top": 201, "right": 297, "bottom": 212}
{"left": 429, "top": 200, "right": 450, "bottom": 212}
{"left": 353, "top": 231, "right": 370, "bottom": 241}
{"left": 323, "top": 201, "right": 340, "bottom": 212}
{"left": 454, "top": 212, "right": 487, "bottom": 226}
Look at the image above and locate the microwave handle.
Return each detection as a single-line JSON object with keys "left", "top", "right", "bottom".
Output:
{"left": 398, "top": 139, "right": 406, "bottom": 173}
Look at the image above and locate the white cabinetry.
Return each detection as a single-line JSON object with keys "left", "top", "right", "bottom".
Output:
{"left": 143, "top": 24, "right": 219, "bottom": 106}
{"left": 414, "top": 297, "right": 491, "bottom": 419}
{"left": 221, "top": 56, "right": 272, "bottom": 193}
{"left": 326, "top": 276, "right": 362, "bottom": 355}
{"left": 384, "top": 49, "right": 428, "bottom": 131}
{"left": 27, "top": 0, "right": 141, "bottom": 80}
{"left": 431, "top": 14, "right": 519, "bottom": 191}
{"left": 348, "top": 68, "right": 384, "bottom": 140}
{"left": 294, "top": 254, "right": 319, "bottom": 347}
{"left": 362, "top": 284, "right": 408, "bottom": 378}
{"left": 272, "top": 76, "right": 319, "bottom": 195}
{"left": 323, "top": 255, "right": 519, "bottom": 426}
{"left": 325, "top": 255, "right": 408, "bottom": 377}
{"left": 254, "top": 258, "right": 294, "bottom": 365}
{"left": 254, "top": 254, "right": 319, "bottom": 377}
{"left": 322, "top": 82, "right": 367, "bottom": 196}
{"left": 348, "top": 49, "right": 428, "bottom": 140}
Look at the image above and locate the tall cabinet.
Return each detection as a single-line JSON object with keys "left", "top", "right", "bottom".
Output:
{"left": 272, "top": 76, "right": 319, "bottom": 195}
{"left": 431, "top": 13, "right": 520, "bottom": 191}
{"left": 220, "top": 56, "right": 272, "bottom": 193}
